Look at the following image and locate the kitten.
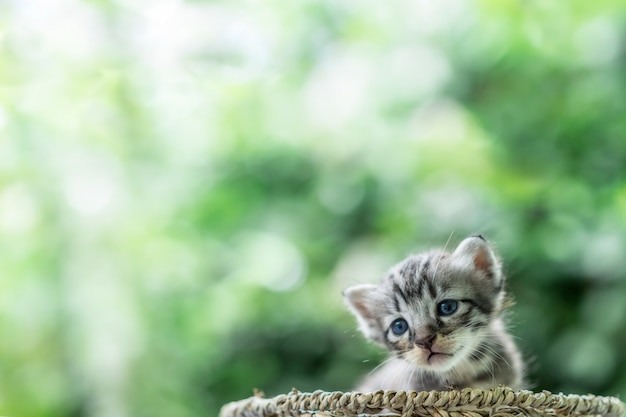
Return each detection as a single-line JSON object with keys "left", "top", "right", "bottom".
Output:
{"left": 343, "top": 235, "right": 523, "bottom": 392}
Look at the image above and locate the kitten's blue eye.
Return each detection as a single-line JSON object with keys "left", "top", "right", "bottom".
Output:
{"left": 437, "top": 299, "right": 458, "bottom": 316}
{"left": 390, "top": 318, "right": 409, "bottom": 335}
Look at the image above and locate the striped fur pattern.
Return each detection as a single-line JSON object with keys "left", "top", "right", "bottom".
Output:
{"left": 343, "top": 236, "right": 523, "bottom": 392}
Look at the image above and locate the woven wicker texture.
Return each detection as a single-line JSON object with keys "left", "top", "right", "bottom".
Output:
{"left": 219, "top": 387, "right": 625, "bottom": 417}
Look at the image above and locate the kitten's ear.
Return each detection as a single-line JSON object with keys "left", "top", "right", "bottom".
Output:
{"left": 452, "top": 235, "right": 502, "bottom": 288}
{"left": 343, "top": 284, "right": 385, "bottom": 344}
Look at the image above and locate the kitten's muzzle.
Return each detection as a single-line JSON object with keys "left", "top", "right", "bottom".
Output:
{"left": 427, "top": 351, "right": 452, "bottom": 364}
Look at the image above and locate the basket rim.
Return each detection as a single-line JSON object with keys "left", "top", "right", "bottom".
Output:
{"left": 219, "top": 386, "right": 625, "bottom": 417}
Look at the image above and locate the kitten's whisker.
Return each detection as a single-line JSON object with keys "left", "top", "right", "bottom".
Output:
{"left": 431, "top": 231, "right": 455, "bottom": 281}
{"left": 474, "top": 340, "right": 512, "bottom": 371}
{"left": 367, "top": 356, "right": 398, "bottom": 376}
{"left": 443, "top": 231, "right": 455, "bottom": 252}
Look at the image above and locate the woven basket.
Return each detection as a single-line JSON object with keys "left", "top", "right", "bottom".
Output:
{"left": 219, "top": 387, "right": 625, "bottom": 417}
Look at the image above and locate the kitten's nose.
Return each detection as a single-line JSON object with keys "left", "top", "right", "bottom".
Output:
{"left": 415, "top": 334, "right": 436, "bottom": 350}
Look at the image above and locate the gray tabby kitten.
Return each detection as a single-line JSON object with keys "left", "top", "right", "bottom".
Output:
{"left": 343, "top": 235, "right": 523, "bottom": 391}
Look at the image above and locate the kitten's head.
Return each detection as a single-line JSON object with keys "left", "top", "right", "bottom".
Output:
{"left": 343, "top": 235, "right": 505, "bottom": 373}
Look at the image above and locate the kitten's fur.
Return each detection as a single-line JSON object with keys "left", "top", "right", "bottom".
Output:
{"left": 343, "top": 235, "right": 523, "bottom": 391}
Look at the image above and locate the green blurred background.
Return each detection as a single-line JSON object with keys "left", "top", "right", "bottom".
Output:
{"left": 2, "top": 0, "right": 626, "bottom": 416}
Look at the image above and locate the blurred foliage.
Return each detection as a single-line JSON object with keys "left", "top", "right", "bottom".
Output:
{"left": 1, "top": 0, "right": 626, "bottom": 416}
